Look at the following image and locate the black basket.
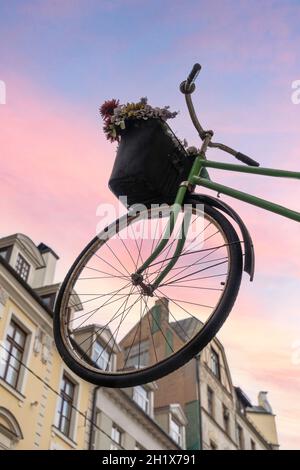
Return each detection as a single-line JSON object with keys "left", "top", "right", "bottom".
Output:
{"left": 108, "top": 118, "right": 194, "bottom": 207}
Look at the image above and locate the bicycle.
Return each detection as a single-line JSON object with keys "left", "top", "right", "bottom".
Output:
{"left": 54, "top": 64, "right": 300, "bottom": 388}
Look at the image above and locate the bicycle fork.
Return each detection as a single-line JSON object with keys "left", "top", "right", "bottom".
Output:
{"left": 131, "top": 133, "right": 213, "bottom": 294}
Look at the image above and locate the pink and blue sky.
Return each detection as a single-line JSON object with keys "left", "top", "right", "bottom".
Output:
{"left": 1, "top": 0, "right": 300, "bottom": 449}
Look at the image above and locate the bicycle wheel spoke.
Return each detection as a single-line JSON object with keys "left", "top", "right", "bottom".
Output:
{"left": 156, "top": 288, "right": 213, "bottom": 309}
{"left": 140, "top": 296, "right": 174, "bottom": 357}
{"left": 70, "top": 281, "right": 132, "bottom": 308}
{"left": 84, "top": 265, "right": 129, "bottom": 279}
{"left": 92, "top": 250, "right": 129, "bottom": 277}
{"left": 155, "top": 289, "right": 211, "bottom": 324}
{"left": 142, "top": 296, "right": 158, "bottom": 364}
{"left": 93, "top": 287, "right": 137, "bottom": 363}
{"left": 77, "top": 275, "right": 128, "bottom": 280}
{"left": 162, "top": 259, "right": 228, "bottom": 287}
{"left": 71, "top": 283, "right": 133, "bottom": 331}
{"left": 148, "top": 255, "right": 228, "bottom": 279}
{"left": 181, "top": 220, "right": 212, "bottom": 255}
{"left": 122, "top": 297, "right": 148, "bottom": 371}
{"left": 104, "top": 242, "right": 131, "bottom": 276}
{"left": 160, "top": 284, "right": 223, "bottom": 291}
{"left": 149, "top": 219, "right": 184, "bottom": 282}
{"left": 138, "top": 298, "right": 143, "bottom": 369}
{"left": 130, "top": 219, "right": 145, "bottom": 269}
{"left": 57, "top": 204, "right": 240, "bottom": 383}
{"left": 117, "top": 232, "right": 137, "bottom": 271}
{"left": 155, "top": 291, "right": 204, "bottom": 341}
{"left": 162, "top": 272, "right": 227, "bottom": 285}
{"left": 66, "top": 293, "right": 132, "bottom": 325}
{"left": 159, "top": 244, "right": 224, "bottom": 286}
{"left": 76, "top": 290, "right": 140, "bottom": 351}
{"left": 142, "top": 242, "right": 228, "bottom": 272}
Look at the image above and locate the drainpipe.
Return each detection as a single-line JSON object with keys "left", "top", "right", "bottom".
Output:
{"left": 88, "top": 386, "right": 100, "bottom": 450}
{"left": 195, "top": 354, "right": 203, "bottom": 450}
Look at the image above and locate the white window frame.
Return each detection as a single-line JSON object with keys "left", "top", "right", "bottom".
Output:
{"left": 210, "top": 347, "right": 221, "bottom": 379}
{"left": 0, "top": 311, "right": 33, "bottom": 396}
{"left": 110, "top": 424, "right": 122, "bottom": 450}
{"left": 170, "top": 415, "right": 182, "bottom": 447}
{"left": 15, "top": 253, "right": 31, "bottom": 282}
{"left": 133, "top": 385, "right": 150, "bottom": 414}
{"left": 54, "top": 368, "right": 80, "bottom": 443}
{"left": 93, "top": 342, "right": 111, "bottom": 371}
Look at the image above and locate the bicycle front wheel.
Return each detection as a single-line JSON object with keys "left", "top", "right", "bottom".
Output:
{"left": 54, "top": 203, "right": 243, "bottom": 387}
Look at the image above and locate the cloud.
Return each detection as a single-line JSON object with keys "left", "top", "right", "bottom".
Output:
{"left": 0, "top": 74, "right": 118, "bottom": 280}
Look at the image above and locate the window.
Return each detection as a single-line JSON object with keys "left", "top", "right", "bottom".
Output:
{"left": 250, "top": 439, "right": 256, "bottom": 450}
{"left": 210, "top": 347, "right": 221, "bottom": 380}
{"left": 57, "top": 374, "right": 76, "bottom": 438}
{"left": 0, "top": 247, "right": 9, "bottom": 261}
{"left": 170, "top": 416, "right": 182, "bottom": 446}
{"left": 110, "top": 425, "right": 122, "bottom": 450}
{"left": 210, "top": 439, "right": 218, "bottom": 450}
{"left": 0, "top": 321, "right": 27, "bottom": 390}
{"left": 0, "top": 408, "right": 23, "bottom": 450}
{"left": 133, "top": 386, "right": 150, "bottom": 414}
{"left": 93, "top": 342, "right": 111, "bottom": 371}
{"left": 41, "top": 293, "right": 56, "bottom": 309}
{"left": 237, "top": 424, "right": 245, "bottom": 449}
{"left": 207, "top": 386, "right": 215, "bottom": 417}
{"left": 124, "top": 340, "right": 149, "bottom": 368}
{"left": 223, "top": 404, "right": 230, "bottom": 434}
{"left": 15, "top": 254, "right": 30, "bottom": 282}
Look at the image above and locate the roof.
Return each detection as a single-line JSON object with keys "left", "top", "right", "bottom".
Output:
{"left": 246, "top": 406, "right": 272, "bottom": 414}
{"left": 0, "top": 233, "right": 45, "bottom": 267}
{"left": 38, "top": 242, "right": 59, "bottom": 260}
{"left": 170, "top": 317, "right": 202, "bottom": 342}
{"left": 235, "top": 386, "right": 253, "bottom": 407}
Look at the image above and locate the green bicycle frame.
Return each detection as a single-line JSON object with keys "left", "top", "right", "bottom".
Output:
{"left": 137, "top": 154, "right": 300, "bottom": 288}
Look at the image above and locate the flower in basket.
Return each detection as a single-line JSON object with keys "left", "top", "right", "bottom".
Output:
{"left": 99, "top": 97, "right": 179, "bottom": 142}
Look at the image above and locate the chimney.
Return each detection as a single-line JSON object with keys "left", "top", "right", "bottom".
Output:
{"left": 33, "top": 243, "right": 59, "bottom": 288}
{"left": 258, "top": 391, "right": 273, "bottom": 414}
{"left": 246, "top": 391, "right": 279, "bottom": 449}
{"left": 154, "top": 297, "right": 169, "bottom": 323}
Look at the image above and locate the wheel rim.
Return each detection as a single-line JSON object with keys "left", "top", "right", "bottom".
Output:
{"left": 57, "top": 205, "right": 233, "bottom": 377}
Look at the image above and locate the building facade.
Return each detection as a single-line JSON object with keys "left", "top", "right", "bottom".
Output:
{"left": 120, "top": 298, "right": 279, "bottom": 450}
{"left": 0, "top": 233, "right": 279, "bottom": 450}
{"left": 0, "top": 234, "right": 179, "bottom": 450}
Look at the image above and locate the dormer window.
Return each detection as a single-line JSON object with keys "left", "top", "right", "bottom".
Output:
{"left": 0, "top": 247, "right": 9, "bottom": 261}
{"left": 15, "top": 254, "right": 30, "bottom": 282}
{"left": 133, "top": 386, "right": 150, "bottom": 414}
{"left": 93, "top": 342, "right": 111, "bottom": 371}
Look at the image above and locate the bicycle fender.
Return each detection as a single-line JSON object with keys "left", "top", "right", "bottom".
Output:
{"left": 185, "top": 193, "right": 255, "bottom": 281}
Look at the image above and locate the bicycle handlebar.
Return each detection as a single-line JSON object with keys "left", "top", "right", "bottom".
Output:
{"left": 235, "top": 152, "right": 260, "bottom": 167}
{"left": 187, "top": 63, "right": 201, "bottom": 86}
{"left": 181, "top": 63, "right": 260, "bottom": 167}
{"left": 180, "top": 63, "right": 201, "bottom": 94}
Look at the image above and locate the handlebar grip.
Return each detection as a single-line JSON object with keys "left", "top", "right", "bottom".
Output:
{"left": 235, "top": 152, "right": 260, "bottom": 167}
{"left": 186, "top": 63, "right": 201, "bottom": 85}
